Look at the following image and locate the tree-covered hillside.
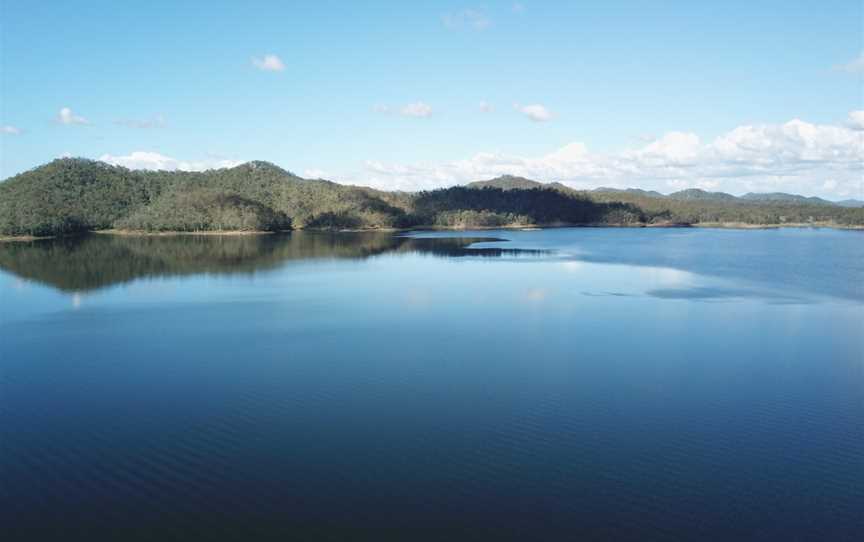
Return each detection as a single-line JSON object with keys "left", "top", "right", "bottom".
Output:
{"left": 466, "top": 175, "right": 545, "bottom": 191}
{"left": 0, "top": 159, "right": 640, "bottom": 235}
{"left": 470, "top": 176, "right": 864, "bottom": 227}
{"left": 0, "top": 158, "right": 412, "bottom": 236}
{"left": 0, "top": 159, "right": 157, "bottom": 236}
{"left": 740, "top": 192, "right": 836, "bottom": 206}
{"left": 584, "top": 188, "right": 864, "bottom": 226}
{"left": 413, "top": 186, "right": 645, "bottom": 227}
{"left": 1, "top": 158, "right": 862, "bottom": 236}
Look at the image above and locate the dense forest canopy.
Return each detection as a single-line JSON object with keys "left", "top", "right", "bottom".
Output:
{"left": 0, "top": 158, "right": 862, "bottom": 237}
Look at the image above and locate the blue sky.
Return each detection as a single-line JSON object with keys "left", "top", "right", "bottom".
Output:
{"left": 1, "top": 1, "right": 862, "bottom": 197}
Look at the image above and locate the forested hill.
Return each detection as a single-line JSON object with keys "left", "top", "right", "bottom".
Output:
{"left": 471, "top": 175, "right": 864, "bottom": 227}
{"left": 0, "top": 158, "right": 641, "bottom": 236}
{"left": 1, "top": 158, "right": 862, "bottom": 237}
{"left": 466, "top": 175, "right": 545, "bottom": 190}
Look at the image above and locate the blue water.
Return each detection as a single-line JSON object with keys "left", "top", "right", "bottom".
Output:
{"left": 1, "top": 228, "right": 862, "bottom": 540}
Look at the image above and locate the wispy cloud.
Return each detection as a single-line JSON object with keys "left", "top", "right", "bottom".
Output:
{"left": 633, "top": 134, "right": 658, "bottom": 143}
{"left": 56, "top": 107, "right": 88, "bottom": 125}
{"left": 400, "top": 102, "right": 433, "bottom": 118}
{"left": 2, "top": 125, "right": 22, "bottom": 135}
{"left": 479, "top": 100, "right": 493, "bottom": 113}
{"left": 516, "top": 103, "right": 552, "bottom": 122}
{"left": 442, "top": 9, "right": 490, "bottom": 30}
{"left": 251, "top": 54, "right": 285, "bottom": 72}
{"left": 833, "top": 51, "right": 864, "bottom": 74}
{"left": 114, "top": 114, "right": 166, "bottom": 129}
{"left": 374, "top": 102, "right": 433, "bottom": 117}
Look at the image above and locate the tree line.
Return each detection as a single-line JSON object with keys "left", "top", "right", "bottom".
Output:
{"left": 1, "top": 158, "right": 861, "bottom": 237}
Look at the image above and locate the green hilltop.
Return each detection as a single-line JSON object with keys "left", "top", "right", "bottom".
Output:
{"left": 1, "top": 159, "right": 862, "bottom": 237}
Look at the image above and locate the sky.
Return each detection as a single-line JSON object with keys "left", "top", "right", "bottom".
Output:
{"left": 1, "top": 0, "right": 862, "bottom": 198}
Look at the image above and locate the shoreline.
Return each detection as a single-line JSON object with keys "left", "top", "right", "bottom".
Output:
{"left": 0, "top": 235, "right": 54, "bottom": 243}
{"left": 691, "top": 222, "right": 864, "bottom": 230}
{"left": 2, "top": 221, "right": 862, "bottom": 242}
{"left": 92, "top": 229, "right": 281, "bottom": 237}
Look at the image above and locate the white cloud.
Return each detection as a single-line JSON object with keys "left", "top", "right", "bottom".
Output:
{"left": 56, "top": 107, "right": 88, "bottom": 125}
{"left": 375, "top": 102, "right": 433, "bottom": 117}
{"left": 479, "top": 100, "right": 493, "bottom": 113}
{"left": 633, "top": 133, "right": 657, "bottom": 143}
{"left": 629, "top": 131, "right": 701, "bottom": 165}
{"left": 847, "top": 110, "right": 864, "bottom": 131}
{"left": 348, "top": 116, "right": 864, "bottom": 198}
{"left": 544, "top": 142, "right": 589, "bottom": 162}
{"left": 442, "top": 9, "right": 490, "bottom": 30}
{"left": 303, "top": 168, "right": 328, "bottom": 179}
{"left": 834, "top": 51, "right": 864, "bottom": 74}
{"left": 400, "top": 102, "right": 433, "bottom": 118}
{"left": 2, "top": 125, "right": 22, "bottom": 135}
{"left": 115, "top": 115, "right": 165, "bottom": 129}
{"left": 99, "top": 151, "right": 243, "bottom": 171}
{"left": 251, "top": 54, "right": 285, "bottom": 72}
{"left": 517, "top": 103, "right": 552, "bottom": 122}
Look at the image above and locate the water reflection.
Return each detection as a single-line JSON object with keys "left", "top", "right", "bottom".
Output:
{"left": 0, "top": 232, "right": 547, "bottom": 292}
{"left": 1, "top": 231, "right": 861, "bottom": 541}
{"left": 418, "top": 228, "right": 863, "bottom": 303}
{"left": 645, "top": 286, "right": 810, "bottom": 304}
{"left": 525, "top": 228, "right": 864, "bottom": 302}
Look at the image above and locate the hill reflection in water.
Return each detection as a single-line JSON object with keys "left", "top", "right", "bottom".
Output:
{"left": 0, "top": 232, "right": 548, "bottom": 292}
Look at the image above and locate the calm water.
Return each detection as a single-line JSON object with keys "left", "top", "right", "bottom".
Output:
{"left": 1, "top": 228, "right": 862, "bottom": 541}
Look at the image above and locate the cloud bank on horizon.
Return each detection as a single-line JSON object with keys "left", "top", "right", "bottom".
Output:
{"left": 98, "top": 111, "right": 864, "bottom": 199}
{"left": 99, "top": 151, "right": 244, "bottom": 172}
{"left": 358, "top": 113, "right": 864, "bottom": 198}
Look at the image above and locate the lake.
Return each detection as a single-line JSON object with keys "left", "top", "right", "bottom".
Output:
{"left": 1, "top": 228, "right": 862, "bottom": 540}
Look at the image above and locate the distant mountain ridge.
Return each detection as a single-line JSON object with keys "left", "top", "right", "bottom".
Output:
{"left": 741, "top": 192, "right": 836, "bottom": 206}
{"left": 468, "top": 175, "right": 861, "bottom": 207}
{"left": 593, "top": 187, "right": 667, "bottom": 198}
{"left": 466, "top": 175, "right": 544, "bottom": 191}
